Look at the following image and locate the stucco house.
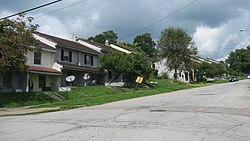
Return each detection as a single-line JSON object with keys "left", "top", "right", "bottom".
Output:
{"left": 155, "top": 59, "right": 191, "bottom": 82}
{"left": 0, "top": 40, "right": 62, "bottom": 92}
{"left": 77, "top": 39, "right": 134, "bottom": 86}
{"left": 33, "top": 32, "right": 103, "bottom": 87}
{"left": 155, "top": 56, "right": 220, "bottom": 82}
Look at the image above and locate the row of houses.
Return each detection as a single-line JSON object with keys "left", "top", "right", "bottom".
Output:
{"left": 155, "top": 55, "right": 220, "bottom": 82}
{"left": 0, "top": 32, "right": 135, "bottom": 92}
{"left": 0, "top": 32, "right": 219, "bottom": 92}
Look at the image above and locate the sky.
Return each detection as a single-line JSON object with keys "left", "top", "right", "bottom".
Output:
{"left": 1, "top": 0, "right": 250, "bottom": 60}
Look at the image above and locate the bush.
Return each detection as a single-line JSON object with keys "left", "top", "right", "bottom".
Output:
{"left": 158, "top": 73, "right": 169, "bottom": 79}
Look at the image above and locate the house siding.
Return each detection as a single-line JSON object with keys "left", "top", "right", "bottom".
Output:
{"left": 26, "top": 50, "right": 55, "bottom": 68}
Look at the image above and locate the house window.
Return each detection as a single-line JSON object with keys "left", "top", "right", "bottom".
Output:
{"left": 34, "top": 52, "right": 41, "bottom": 65}
{"left": 39, "top": 75, "right": 46, "bottom": 88}
{"left": 84, "top": 54, "right": 94, "bottom": 66}
{"left": 61, "top": 49, "right": 72, "bottom": 62}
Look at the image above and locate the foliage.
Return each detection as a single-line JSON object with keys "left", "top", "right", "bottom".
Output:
{"left": 99, "top": 51, "right": 153, "bottom": 84}
{"left": 88, "top": 30, "right": 118, "bottom": 45}
{"left": 196, "top": 62, "right": 226, "bottom": 81}
{"left": 226, "top": 46, "right": 250, "bottom": 76}
{"left": 131, "top": 51, "right": 154, "bottom": 79}
{"left": 99, "top": 51, "right": 134, "bottom": 84}
{"left": 157, "top": 27, "right": 197, "bottom": 79}
{"left": 119, "top": 41, "right": 140, "bottom": 50}
{"left": 0, "top": 15, "right": 38, "bottom": 74}
{"left": 133, "top": 33, "right": 157, "bottom": 60}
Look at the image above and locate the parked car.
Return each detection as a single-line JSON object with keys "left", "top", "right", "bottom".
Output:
{"left": 247, "top": 75, "right": 250, "bottom": 79}
{"left": 229, "top": 76, "right": 239, "bottom": 82}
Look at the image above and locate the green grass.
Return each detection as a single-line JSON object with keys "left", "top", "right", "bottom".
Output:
{"left": 0, "top": 79, "right": 207, "bottom": 109}
{"left": 0, "top": 92, "right": 56, "bottom": 108}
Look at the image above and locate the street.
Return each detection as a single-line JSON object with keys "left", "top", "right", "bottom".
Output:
{"left": 1, "top": 80, "right": 250, "bottom": 141}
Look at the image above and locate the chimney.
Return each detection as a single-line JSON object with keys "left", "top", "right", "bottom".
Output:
{"left": 72, "top": 34, "right": 77, "bottom": 41}
{"left": 105, "top": 39, "right": 109, "bottom": 46}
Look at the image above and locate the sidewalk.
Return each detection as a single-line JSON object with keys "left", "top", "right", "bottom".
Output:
{"left": 0, "top": 106, "right": 59, "bottom": 116}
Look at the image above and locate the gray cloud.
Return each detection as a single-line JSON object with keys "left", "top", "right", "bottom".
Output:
{"left": 1, "top": 0, "right": 250, "bottom": 60}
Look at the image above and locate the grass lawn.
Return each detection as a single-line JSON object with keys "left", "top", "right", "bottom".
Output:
{"left": 0, "top": 79, "right": 208, "bottom": 110}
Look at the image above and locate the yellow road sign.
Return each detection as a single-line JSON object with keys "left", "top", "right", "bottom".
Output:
{"left": 136, "top": 76, "right": 143, "bottom": 83}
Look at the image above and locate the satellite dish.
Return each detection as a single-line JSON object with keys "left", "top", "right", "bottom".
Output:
{"left": 83, "top": 73, "right": 90, "bottom": 80}
{"left": 66, "top": 75, "right": 75, "bottom": 82}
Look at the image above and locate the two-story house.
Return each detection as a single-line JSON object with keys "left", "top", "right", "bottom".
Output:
{"left": 34, "top": 32, "right": 102, "bottom": 86}
{"left": 26, "top": 41, "right": 62, "bottom": 92}
{"left": 77, "top": 39, "right": 136, "bottom": 86}
{"left": 155, "top": 56, "right": 220, "bottom": 82}
{"left": 0, "top": 40, "right": 62, "bottom": 92}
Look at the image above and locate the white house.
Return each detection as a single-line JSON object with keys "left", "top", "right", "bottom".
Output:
{"left": 155, "top": 56, "right": 220, "bottom": 82}
{"left": 155, "top": 59, "right": 190, "bottom": 82}
{"left": 33, "top": 32, "right": 103, "bottom": 87}
{"left": 77, "top": 39, "right": 135, "bottom": 86}
{"left": 0, "top": 40, "right": 62, "bottom": 92}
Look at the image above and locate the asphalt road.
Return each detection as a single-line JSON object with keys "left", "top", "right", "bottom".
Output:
{"left": 1, "top": 80, "right": 250, "bottom": 141}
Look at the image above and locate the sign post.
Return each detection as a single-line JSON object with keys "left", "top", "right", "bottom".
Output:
{"left": 134, "top": 76, "right": 143, "bottom": 93}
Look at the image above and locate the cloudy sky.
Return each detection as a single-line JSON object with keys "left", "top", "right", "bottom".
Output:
{"left": 1, "top": 0, "right": 250, "bottom": 60}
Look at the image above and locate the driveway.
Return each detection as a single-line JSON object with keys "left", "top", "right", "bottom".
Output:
{"left": 0, "top": 80, "right": 250, "bottom": 141}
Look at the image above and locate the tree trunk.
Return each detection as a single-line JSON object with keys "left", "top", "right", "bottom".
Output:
{"left": 174, "top": 69, "right": 178, "bottom": 80}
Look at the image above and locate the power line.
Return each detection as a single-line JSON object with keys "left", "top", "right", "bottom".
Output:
{"left": 0, "top": 0, "right": 62, "bottom": 20}
{"left": 120, "top": 0, "right": 199, "bottom": 40}
{"left": 34, "top": 0, "right": 88, "bottom": 19}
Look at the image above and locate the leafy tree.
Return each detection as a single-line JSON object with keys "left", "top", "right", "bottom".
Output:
{"left": 157, "top": 27, "right": 197, "bottom": 79}
{"left": 197, "top": 62, "right": 226, "bottom": 80}
{"left": 132, "top": 51, "right": 154, "bottom": 79}
{"left": 88, "top": 30, "right": 118, "bottom": 45}
{"left": 0, "top": 15, "right": 38, "bottom": 74}
{"left": 119, "top": 41, "right": 139, "bottom": 50}
{"left": 226, "top": 47, "right": 250, "bottom": 76}
{"left": 133, "top": 33, "right": 157, "bottom": 59}
{"left": 99, "top": 51, "right": 134, "bottom": 85}
{"left": 99, "top": 51, "right": 153, "bottom": 85}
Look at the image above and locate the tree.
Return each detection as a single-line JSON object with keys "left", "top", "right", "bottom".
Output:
{"left": 99, "top": 51, "right": 134, "bottom": 85}
{"left": 132, "top": 51, "right": 154, "bottom": 79}
{"left": 99, "top": 51, "right": 153, "bottom": 85}
{"left": 88, "top": 30, "right": 118, "bottom": 45}
{"left": 197, "top": 62, "right": 226, "bottom": 81}
{"left": 0, "top": 15, "right": 38, "bottom": 74}
{"left": 157, "top": 27, "right": 197, "bottom": 79}
{"left": 133, "top": 33, "right": 157, "bottom": 59}
{"left": 226, "top": 47, "right": 250, "bottom": 76}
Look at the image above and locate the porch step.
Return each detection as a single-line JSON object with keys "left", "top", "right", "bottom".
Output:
{"left": 45, "top": 92, "right": 65, "bottom": 101}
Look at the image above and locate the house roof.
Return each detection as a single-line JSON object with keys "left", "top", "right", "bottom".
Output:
{"left": 111, "top": 44, "right": 135, "bottom": 52}
{"left": 34, "top": 32, "right": 100, "bottom": 55}
{"left": 36, "top": 40, "right": 56, "bottom": 51}
{"left": 191, "top": 56, "right": 219, "bottom": 64}
{"left": 58, "top": 61, "right": 100, "bottom": 73}
{"left": 27, "top": 65, "right": 62, "bottom": 75}
{"left": 77, "top": 38, "right": 114, "bottom": 53}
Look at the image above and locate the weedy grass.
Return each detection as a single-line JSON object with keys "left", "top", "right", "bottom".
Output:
{"left": 0, "top": 79, "right": 207, "bottom": 109}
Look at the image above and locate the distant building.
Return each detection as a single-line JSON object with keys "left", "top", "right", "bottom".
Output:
{"left": 155, "top": 55, "right": 219, "bottom": 82}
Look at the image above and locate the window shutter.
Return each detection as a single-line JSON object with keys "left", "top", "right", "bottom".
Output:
{"left": 61, "top": 49, "right": 64, "bottom": 61}
{"left": 91, "top": 56, "right": 94, "bottom": 66}
{"left": 84, "top": 54, "right": 87, "bottom": 65}
{"left": 69, "top": 51, "right": 72, "bottom": 62}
